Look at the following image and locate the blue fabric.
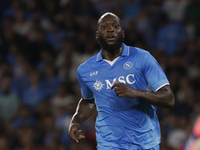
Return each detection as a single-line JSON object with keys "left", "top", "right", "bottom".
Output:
{"left": 77, "top": 44, "right": 169, "bottom": 149}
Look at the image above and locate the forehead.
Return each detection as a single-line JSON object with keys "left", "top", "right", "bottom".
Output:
{"left": 98, "top": 14, "right": 120, "bottom": 25}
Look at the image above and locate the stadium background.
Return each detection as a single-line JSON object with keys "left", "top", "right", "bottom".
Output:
{"left": 0, "top": 0, "right": 200, "bottom": 149}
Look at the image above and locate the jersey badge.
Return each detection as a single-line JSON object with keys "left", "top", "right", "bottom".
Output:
{"left": 123, "top": 61, "right": 133, "bottom": 70}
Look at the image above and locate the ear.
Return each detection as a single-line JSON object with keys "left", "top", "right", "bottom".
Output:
{"left": 96, "top": 31, "right": 99, "bottom": 40}
{"left": 122, "top": 30, "right": 125, "bottom": 38}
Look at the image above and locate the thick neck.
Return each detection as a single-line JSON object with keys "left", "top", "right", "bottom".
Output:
{"left": 102, "top": 46, "right": 123, "bottom": 61}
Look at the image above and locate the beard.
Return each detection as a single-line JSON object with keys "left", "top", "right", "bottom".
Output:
{"left": 97, "top": 34, "right": 124, "bottom": 53}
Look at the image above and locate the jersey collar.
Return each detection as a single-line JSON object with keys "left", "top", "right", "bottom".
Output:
{"left": 96, "top": 43, "right": 130, "bottom": 62}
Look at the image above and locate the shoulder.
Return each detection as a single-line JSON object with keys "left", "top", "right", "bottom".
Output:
{"left": 127, "top": 46, "right": 156, "bottom": 68}
{"left": 77, "top": 54, "right": 98, "bottom": 74}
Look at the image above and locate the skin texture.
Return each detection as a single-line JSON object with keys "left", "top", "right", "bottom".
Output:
{"left": 68, "top": 98, "right": 96, "bottom": 143}
{"left": 68, "top": 12, "right": 175, "bottom": 143}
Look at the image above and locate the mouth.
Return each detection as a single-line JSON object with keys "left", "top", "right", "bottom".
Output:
{"left": 107, "top": 35, "right": 116, "bottom": 41}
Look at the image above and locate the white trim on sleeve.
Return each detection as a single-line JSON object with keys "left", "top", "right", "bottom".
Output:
{"left": 154, "top": 83, "right": 170, "bottom": 92}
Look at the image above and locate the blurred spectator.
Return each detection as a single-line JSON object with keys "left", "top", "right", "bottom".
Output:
{"left": 0, "top": 72, "right": 20, "bottom": 121}
{"left": 155, "top": 13, "right": 187, "bottom": 56}
{"left": 0, "top": 135, "right": 10, "bottom": 150}
{"left": 163, "top": 0, "right": 188, "bottom": 22}
{"left": 43, "top": 0, "right": 59, "bottom": 20}
{"left": 25, "top": 29, "right": 52, "bottom": 65}
{"left": 11, "top": 105, "right": 36, "bottom": 130}
{"left": 135, "top": 7, "right": 154, "bottom": 48}
{"left": 59, "top": 8, "right": 77, "bottom": 38}
{"left": 0, "top": 61, "right": 11, "bottom": 79}
{"left": 55, "top": 38, "right": 74, "bottom": 80}
{"left": 23, "top": 0, "right": 40, "bottom": 20}
{"left": 17, "top": 126, "right": 45, "bottom": 150}
{"left": 51, "top": 84, "right": 75, "bottom": 117}
{"left": 1, "top": 0, "right": 21, "bottom": 22}
{"left": 184, "top": 0, "right": 200, "bottom": 26}
{"left": 37, "top": 114, "right": 57, "bottom": 145}
{"left": 94, "top": 0, "right": 116, "bottom": 15}
{"left": 167, "top": 115, "right": 191, "bottom": 149}
{"left": 12, "top": 56, "right": 32, "bottom": 97}
{"left": 123, "top": 20, "right": 145, "bottom": 48}
{"left": 180, "top": 115, "right": 200, "bottom": 150}
{"left": 41, "top": 65, "right": 62, "bottom": 99}
{"left": 54, "top": 107, "right": 71, "bottom": 133}
{"left": 122, "top": 0, "right": 141, "bottom": 27}
{"left": 74, "top": 0, "right": 99, "bottom": 18}
{"left": 5, "top": 43, "right": 21, "bottom": 67}
{"left": 184, "top": 0, "right": 200, "bottom": 40}
{"left": 22, "top": 71, "right": 46, "bottom": 109}
{"left": 1, "top": 20, "right": 18, "bottom": 55}
{"left": 37, "top": 49, "right": 55, "bottom": 71}
{"left": 12, "top": 9, "right": 32, "bottom": 37}
{"left": 46, "top": 21, "right": 67, "bottom": 51}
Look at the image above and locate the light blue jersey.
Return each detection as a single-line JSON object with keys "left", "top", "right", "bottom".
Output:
{"left": 77, "top": 44, "right": 169, "bottom": 150}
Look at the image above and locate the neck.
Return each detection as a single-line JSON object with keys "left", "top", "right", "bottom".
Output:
{"left": 102, "top": 46, "right": 123, "bottom": 61}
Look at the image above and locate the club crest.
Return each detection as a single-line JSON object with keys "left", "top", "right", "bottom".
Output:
{"left": 123, "top": 61, "right": 133, "bottom": 70}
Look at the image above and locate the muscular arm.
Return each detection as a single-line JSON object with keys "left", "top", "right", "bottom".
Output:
{"left": 111, "top": 82, "right": 175, "bottom": 109}
{"left": 68, "top": 98, "right": 96, "bottom": 142}
{"left": 70, "top": 98, "right": 96, "bottom": 124}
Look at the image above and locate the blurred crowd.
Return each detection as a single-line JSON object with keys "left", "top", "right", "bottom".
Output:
{"left": 0, "top": 0, "right": 200, "bottom": 149}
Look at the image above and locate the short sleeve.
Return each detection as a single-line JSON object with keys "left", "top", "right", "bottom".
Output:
{"left": 142, "top": 52, "right": 169, "bottom": 91}
{"left": 77, "top": 67, "right": 94, "bottom": 99}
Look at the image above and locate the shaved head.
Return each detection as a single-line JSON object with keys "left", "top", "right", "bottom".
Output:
{"left": 97, "top": 12, "right": 122, "bottom": 30}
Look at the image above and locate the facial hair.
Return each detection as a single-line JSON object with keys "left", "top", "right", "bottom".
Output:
{"left": 98, "top": 34, "right": 124, "bottom": 53}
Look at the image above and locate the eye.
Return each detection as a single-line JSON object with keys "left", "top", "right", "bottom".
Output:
{"left": 101, "top": 25, "right": 107, "bottom": 29}
{"left": 113, "top": 24, "right": 119, "bottom": 28}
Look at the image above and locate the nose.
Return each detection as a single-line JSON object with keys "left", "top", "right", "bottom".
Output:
{"left": 107, "top": 25, "right": 114, "bottom": 32}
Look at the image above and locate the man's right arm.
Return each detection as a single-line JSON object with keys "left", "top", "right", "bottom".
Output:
{"left": 68, "top": 98, "right": 96, "bottom": 143}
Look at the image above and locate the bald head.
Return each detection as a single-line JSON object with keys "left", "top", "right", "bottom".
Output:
{"left": 97, "top": 12, "right": 122, "bottom": 30}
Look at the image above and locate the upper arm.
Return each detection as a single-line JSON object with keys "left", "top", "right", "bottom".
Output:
{"left": 77, "top": 67, "right": 93, "bottom": 99}
{"left": 76, "top": 98, "right": 96, "bottom": 119}
{"left": 142, "top": 52, "right": 169, "bottom": 91}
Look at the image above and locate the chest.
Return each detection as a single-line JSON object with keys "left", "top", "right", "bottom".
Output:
{"left": 83, "top": 58, "right": 144, "bottom": 94}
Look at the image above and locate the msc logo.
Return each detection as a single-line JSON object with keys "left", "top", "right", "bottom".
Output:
{"left": 105, "top": 74, "right": 136, "bottom": 89}
{"left": 93, "top": 74, "right": 136, "bottom": 92}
